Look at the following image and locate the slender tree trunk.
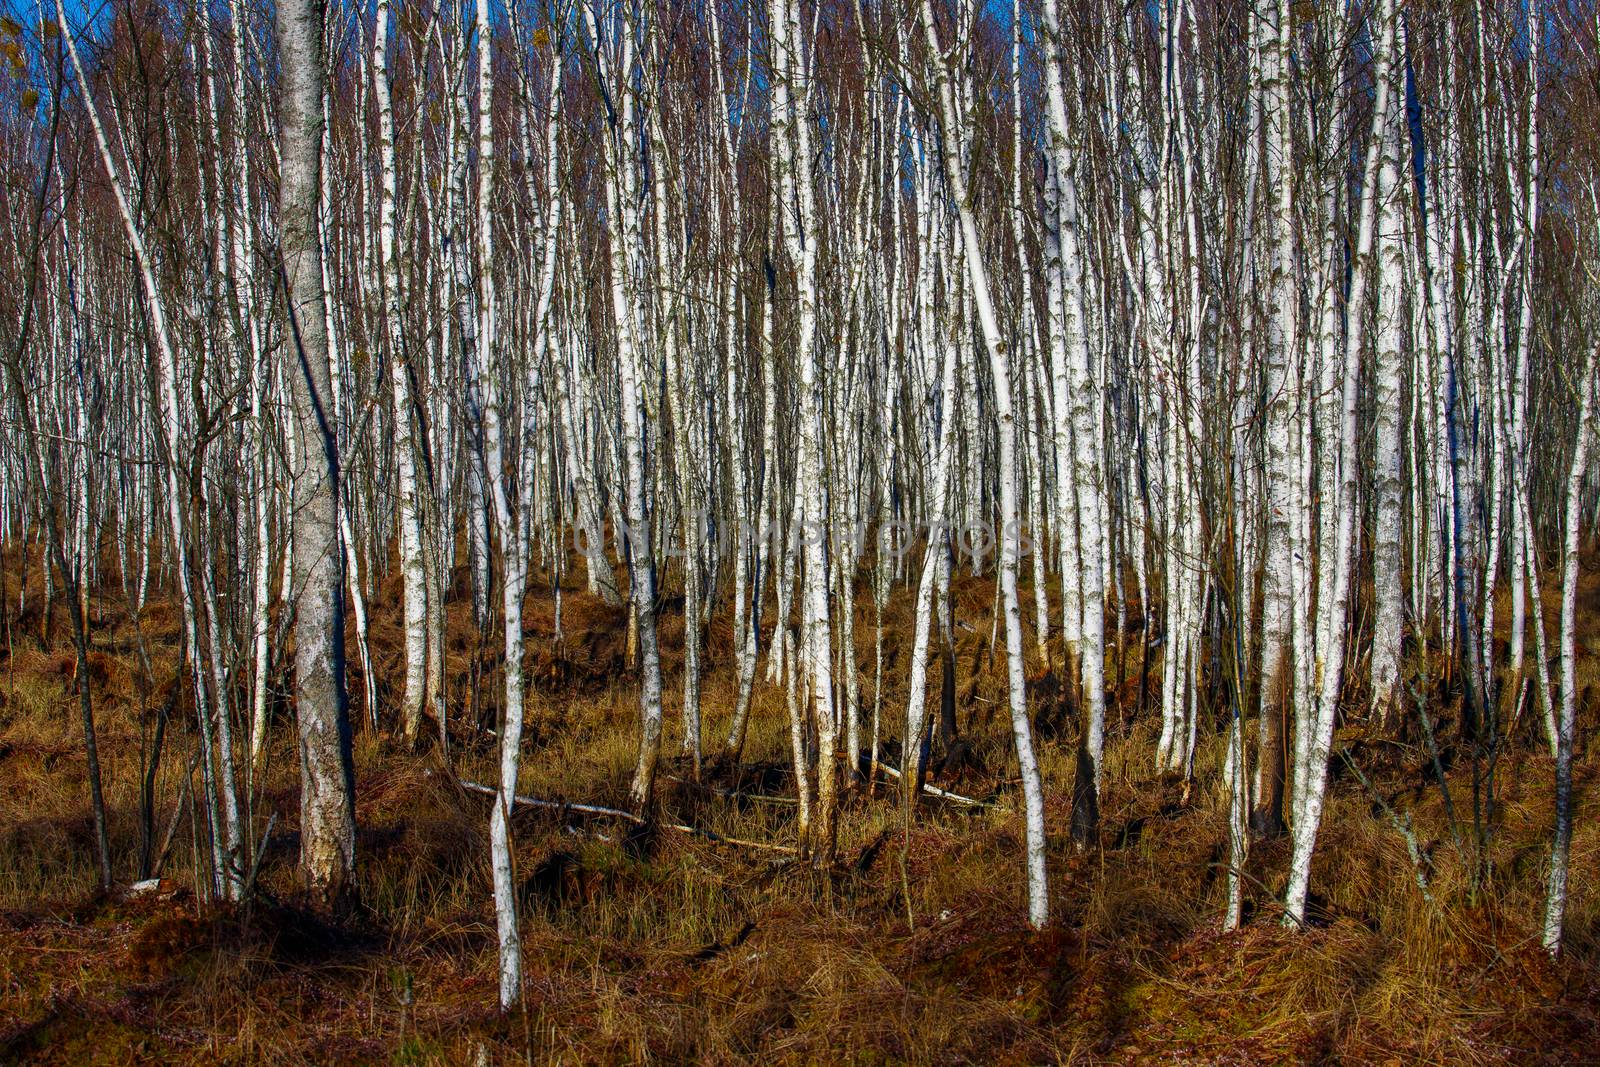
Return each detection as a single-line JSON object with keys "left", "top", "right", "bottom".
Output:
{"left": 922, "top": 0, "right": 1049, "bottom": 924}
{"left": 1545, "top": 345, "right": 1596, "bottom": 954}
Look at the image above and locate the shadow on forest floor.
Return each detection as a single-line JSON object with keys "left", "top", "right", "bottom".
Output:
{"left": 3, "top": 543, "right": 1600, "bottom": 1063}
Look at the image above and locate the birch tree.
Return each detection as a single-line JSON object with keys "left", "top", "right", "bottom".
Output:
{"left": 280, "top": 0, "right": 356, "bottom": 902}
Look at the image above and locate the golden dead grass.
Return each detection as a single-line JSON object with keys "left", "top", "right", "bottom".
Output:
{"left": 0, "top": 542, "right": 1597, "bottom": 1064}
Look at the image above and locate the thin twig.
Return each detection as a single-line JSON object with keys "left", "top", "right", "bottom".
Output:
{"left": 151, "top": 749, "right": 200, "bottom": 881}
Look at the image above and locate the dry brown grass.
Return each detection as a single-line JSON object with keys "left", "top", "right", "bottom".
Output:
{"left": 1, "top": 542, "right": 1598, "bottom": 1064}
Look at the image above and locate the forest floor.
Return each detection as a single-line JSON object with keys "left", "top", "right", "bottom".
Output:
{"left": 1, "top": 545, "right": 1599, "bottom": 1064}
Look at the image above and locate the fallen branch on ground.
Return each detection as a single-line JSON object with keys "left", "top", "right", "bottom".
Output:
{"left": 665, "top": 773, "right": 799, "bottom": 806}
{"left": 454, "top": 777, "right": 799, "bottom": 855}
{"left": 457, "top": 777, "right": 641, "bottom": 822}
{"left": 874, "top": 762, "right": 988, "bottom": 807}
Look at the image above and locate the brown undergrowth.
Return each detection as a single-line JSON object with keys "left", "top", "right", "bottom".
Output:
{"left": 0, "top": 541, "right": 1597, "bottom": 1064}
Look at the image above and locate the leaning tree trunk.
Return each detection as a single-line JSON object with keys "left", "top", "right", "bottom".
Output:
{"left": 921, "top": 0, "right": 1049, "bottom": 926}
